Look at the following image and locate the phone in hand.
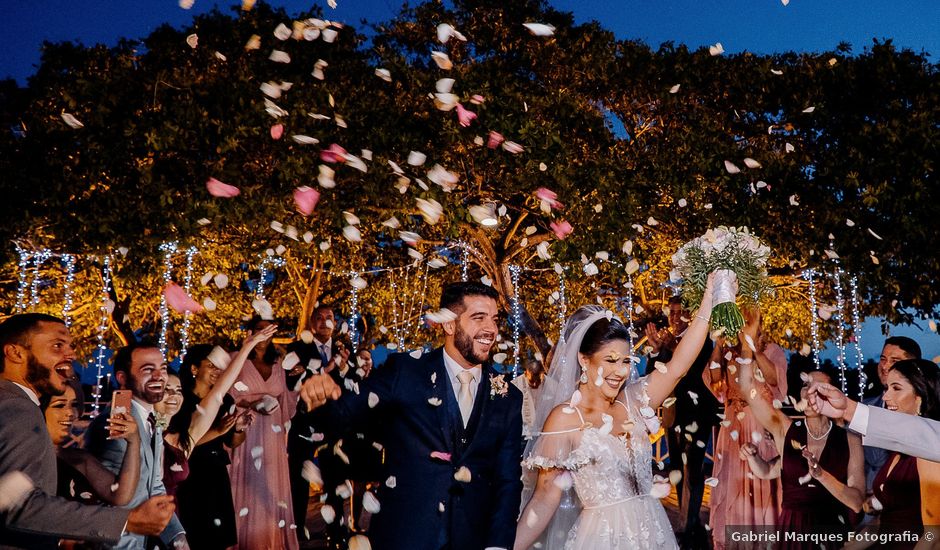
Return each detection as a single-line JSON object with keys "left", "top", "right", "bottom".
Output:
{"left": 111, "top": 389, "right": 132, "bottom": 417}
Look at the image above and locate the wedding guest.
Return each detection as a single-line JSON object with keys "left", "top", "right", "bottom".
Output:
{"left": 844, "top": 359, "right": 940, "bottom": 549}
{"left": 704, "top": 318, "right": 787, "bottom": 549}
{"left": 861, "top": 337, "right": 920, "bottom": 492}
{"left": 0, "top": 313, "right": 175, "bottom": 549}
{"left": 356, "top": 348, "right": 374, "bottom": 379}
{"left": 86, "top": 340, "right": 190, "bottom": 549}
{"left": 228, "top": 316, "right": 299, "bottom": 550}
{"left": 286, "top": 305, "right": 336, "bottom": 542}
{"left": 737, "top": 310, "right": 864, "bottom": 548}
{"left": 42, "top": 380, "right": 142, "bottom": 507}
{"left": 164, "top": 330, "right": 272, "bottom": 549}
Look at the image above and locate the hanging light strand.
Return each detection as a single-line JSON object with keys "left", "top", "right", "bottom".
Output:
{"left": 850, "top": 276, "right": 867, "bottom": 400}
{"left": 348, "top": 272, "right": 361, "bottom": 355}
{"left": 14, "top": 247, "right": 30, "bottom": 313}
{"left": 157, "top": 241, "right": 178, "bottom": 359}
{"left": 804, "top": 269, "right": 822, "bottom": 368}
{"left": 179, "top": 246, "right": 198, "bottom": 361}
{"left": 29, "top": 249, "right": 53, "bottom": 307}
{"left": 91, "top": 255, "right": 113, "bottom": 418}
{"left": 509, "top": 264, "right": 523, "bottom": 377}
{"left": 461, "top": 241, "right": 470, "bottom": 282}
{"left": 832, "top": 267, "right": 848, "bottom": 393}
{"left": 62, "top": 254, "right": 77, "bottom": 326}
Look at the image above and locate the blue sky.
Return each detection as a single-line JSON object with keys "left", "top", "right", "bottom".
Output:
{"left": 3, "top": 1, "right": 937, "bottom": 83}
{"left": 4, "top": 0, "right": 939, "bottom": 360}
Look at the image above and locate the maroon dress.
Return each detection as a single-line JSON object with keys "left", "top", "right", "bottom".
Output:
{"left": 161, "top": 440, "right": 190, "bottom": 497}
{"left": 871, "top": 452, "right": 922, "bottom": 549}
{"left": 777, "top": 421, "right": 853, "bottom": 549}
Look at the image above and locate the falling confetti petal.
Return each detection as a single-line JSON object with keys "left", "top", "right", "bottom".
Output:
{"left": 709, "top": 42, "right": 724, "bottom": 56}
{"left": 164, "top": 283, "right": 204, "bottom": 314}
{"left": 431, "top": 51, "right": 453, "bottom": 70}
{"left": 206, "top": 177, "right": 240, "bottom": 198}
{"left": 724, "top": 160, "right": 741, "bottom": 174}
{"left": 293, "top": 187, "right": 320, "bottom": 215}
{"left": 523, "top": 23, "right": 556, "bottom": 36}
{"left": 186, "top": 34, "right": 199, "bottom": 49}
{"left": 550, "top": 220, "right": 573, "bottom": 240}
{"left": 269, "top": 50, "right": 291, "bottom": 63}
{"left": 456, "top": 103, "right": 477, "bottom": 127}
{"left": 61, "top": 112, "right": 84, "bottom": 129}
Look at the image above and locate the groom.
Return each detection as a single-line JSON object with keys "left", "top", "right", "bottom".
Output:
{"left": 300, "top": 281, "right": 523, "bottom": 550}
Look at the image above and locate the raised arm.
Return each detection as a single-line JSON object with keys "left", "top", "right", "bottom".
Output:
{"left": 737, "top": 310, "right": 789, "bottom": 445}
{"left": 186, "top": 324, "right": 277, "bottom": 454}
{"left": 740, "top": 442, "right": 781, "bottom": 479}
{"left": 646, "top": 272, "right": 716, "bottom": 408}
{"left": 66, "top": 412, "right": 141, "bottom": 505}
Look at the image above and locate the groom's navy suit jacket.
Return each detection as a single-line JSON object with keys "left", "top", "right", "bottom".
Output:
{"left": 322, "top": 347, "right": 523, "bottom": 550}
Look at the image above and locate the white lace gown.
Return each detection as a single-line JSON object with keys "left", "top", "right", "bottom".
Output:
{"left": 522, "top": 378, "right": 678, "bottom": 550}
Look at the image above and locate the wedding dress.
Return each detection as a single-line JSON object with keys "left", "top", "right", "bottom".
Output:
{"left": 521, "top": 377, "right": 678, "bottom": 550}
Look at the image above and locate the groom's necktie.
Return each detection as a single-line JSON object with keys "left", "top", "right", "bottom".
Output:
{"left": 456, "top": 370, "right": 475, "bottom": 428}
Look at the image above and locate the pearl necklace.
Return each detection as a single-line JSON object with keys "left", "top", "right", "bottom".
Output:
{"left": 807, "top": 420, "right": 833, "bottom": 441}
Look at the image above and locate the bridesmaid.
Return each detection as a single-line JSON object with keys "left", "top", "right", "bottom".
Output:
{"left": 737, "top": 311, "right": 865, "bottom": 549}
{"left": 228, "top": 316, "right": 300, "bottom": 550}
{"left": 844, "top": 359, "right": 940, "bottom": 549}
{"left": 704, "top": 314, "right": 788, "bottom": 549}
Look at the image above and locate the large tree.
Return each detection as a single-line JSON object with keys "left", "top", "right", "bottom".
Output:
{"left": 0, "top": 0, "right": 936, "bottom": 360}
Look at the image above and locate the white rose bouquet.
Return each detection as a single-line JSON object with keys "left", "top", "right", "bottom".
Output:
{"left": 671, "top": 226, "right": 771, "bottom": 341}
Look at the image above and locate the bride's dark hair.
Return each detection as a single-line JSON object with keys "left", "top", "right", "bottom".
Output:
{"left": 579, "top": 317, "right": 630, "bottom": 355}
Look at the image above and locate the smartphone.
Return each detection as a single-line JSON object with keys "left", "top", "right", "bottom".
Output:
{"left": 111, "top": 389, "right": 132, "bottom": 417}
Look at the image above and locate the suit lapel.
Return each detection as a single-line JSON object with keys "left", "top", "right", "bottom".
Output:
{"left": 427, "top": 349, "right": 461, "bottom": 453}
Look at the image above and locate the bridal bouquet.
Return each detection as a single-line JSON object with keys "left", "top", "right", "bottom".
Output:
{"left": 671, "top": 226, "right": 771, "bottom": 341}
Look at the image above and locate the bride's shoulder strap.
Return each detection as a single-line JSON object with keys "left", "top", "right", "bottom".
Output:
{"left": 614, "top": 399, "right": 630, "bottom": 415}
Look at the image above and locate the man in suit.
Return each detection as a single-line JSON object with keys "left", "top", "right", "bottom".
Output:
{"left": 0, "top": 313, "right": 174, "bottom": 549}
{"left": 645, "top": 296, "right": 717, "bottom": 548}
{"left": 86, "top": 341, "right": 189, "bottom": 550}
{"left": 808, "top": 379, "right": 940, "bottom": 462}
{"left": 285, "top": 304, "right": 352, "bottom": 545}
{"left": 861, "top": 336, "right": 921, "bottom": 491}
{"left": 300, "top": 282, "right": 523, "bottom": 550}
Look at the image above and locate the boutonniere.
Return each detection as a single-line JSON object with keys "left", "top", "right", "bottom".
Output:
{"left": 154, "top": 412, "right": 170, "bottom": 431}
{"left": 489, "top": 374, "right": 509, "bottom": 400}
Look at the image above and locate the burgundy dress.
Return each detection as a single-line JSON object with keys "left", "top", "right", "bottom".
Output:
{"left": 871, "top": 452, "right": 922, "bottom": 549}
{"left": 778, "top": 421, "right": 853, "bottom": 549}
{"left": 161, "top": 440, "right": 190, "bottom": 497}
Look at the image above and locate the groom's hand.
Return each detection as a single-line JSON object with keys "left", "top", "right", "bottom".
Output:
{"left": 299, "top": 373, "right": 342, "bottom": 410}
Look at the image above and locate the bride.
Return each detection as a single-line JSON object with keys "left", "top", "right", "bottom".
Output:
{"left": 514, "top": 273, "right": 717, "bottom": 550}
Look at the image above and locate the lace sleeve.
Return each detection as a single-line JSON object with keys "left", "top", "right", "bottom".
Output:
{"left": 521, "top": 428, "right": 587, "bottom": 470}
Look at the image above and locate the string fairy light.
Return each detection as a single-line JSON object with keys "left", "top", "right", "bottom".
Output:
{"left": 556, "top": 269, "right": 568, "bottom": 370}
{"left": 256, "top": 255, "right": 286, "bottom": 301}
{"left": 509, "top": 264, "right": 523, "bottom": 377}
{"left": 850, "top": 276, "right": 867, "bottom": 400}
{"left": 832, "top": 267, "right": 848, "bottom": 393}
{"left": 14, "top": 247, "right": 30, "bottom": 312}
{"left": 803, "top": 269, "right": 822, "bottom": 368}
{"left": 157, "top": 241, "right": 178, "bottom": 358}
{"left": 625, "top": 273, "right": 636, "bottom": 354}
{"left": 179, "top": 246, "right": 198, "bottom": 361}
{"left": 461, "top": 241, "right": 470, "bottom": 282}
{"left": 61, "top": 254, "right": 77, "bottom": 326}
{"left": 29, "top": 248, "right": 53, "bottom": 307}
{"left": 91, "top": 255, "right": 113, "bottom": 417}
{"left": 348, "top": 272, "right": 361, "bottom": 355}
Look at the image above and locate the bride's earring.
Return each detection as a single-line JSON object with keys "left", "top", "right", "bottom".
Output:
{"left": 579, "top": 362, "right": 588, "bottom": 384}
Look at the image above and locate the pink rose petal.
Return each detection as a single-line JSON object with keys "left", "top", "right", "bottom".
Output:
{"left": 430, "top": 451, "right": 452, "bottom": 463}
{"left": 164, "top": 282, "right": 204, "bottom": 314}
{"left": 455, "top": 103, "right": 477, "bottom": 127}
{"left": 206, "top": 177, "right": 241, "bottom": 198}
{"left": 487, "top": 131, "right": 504, "bottom": 149}
{"left": 320, "top": 143, "right": 348, "bottom": 163}
{"left": 549, "top": 220, "right": 573, "bottom": 240}
{"left": 293, "top": 186, "right": 321, "bottom": 216}
{"left": 535, "top": 187, "right": 563, "bottom": 210}
{"left": 270, "top": 124, "right": 284, "bottom": 140}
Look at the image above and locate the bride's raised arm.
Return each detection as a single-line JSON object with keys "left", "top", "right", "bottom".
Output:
{"left": 644, "top": 272, "right": 716, "bottom": 408}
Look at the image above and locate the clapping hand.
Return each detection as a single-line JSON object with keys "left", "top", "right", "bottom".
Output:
{"left": 244, "top": 324, "right": 278, "bottom": 348}
{"left": 739, "top": 442, "right": 759, "bottom": 461}
{"left": 801, "top": 447, "right": 823, "bottom": 478}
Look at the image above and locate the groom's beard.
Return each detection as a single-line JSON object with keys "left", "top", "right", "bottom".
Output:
{"left": 454, "top": 325, "right": 490, "bottom": 365}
